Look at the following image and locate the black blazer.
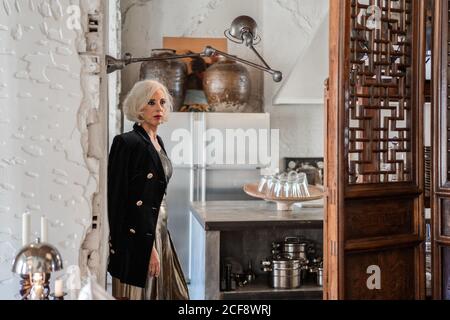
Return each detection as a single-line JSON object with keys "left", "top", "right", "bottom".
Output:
{"left": 107, "top": 123, "right": 168, "bottom": 288}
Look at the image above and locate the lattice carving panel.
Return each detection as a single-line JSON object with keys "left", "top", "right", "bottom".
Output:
{"left": 347, "top": 0, "right": 413, "bottom": 184}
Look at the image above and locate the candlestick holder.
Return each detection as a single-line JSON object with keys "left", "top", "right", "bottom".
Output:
{"left": 12, "top": 238, "right": 63, "bottom": 300}
{"left": 50, "top": 292, "right": 67, "bottom": 300}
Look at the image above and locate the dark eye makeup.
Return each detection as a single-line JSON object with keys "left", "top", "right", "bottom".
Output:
{"left": 147, "top": 99, "right": 166, "bottom": 106}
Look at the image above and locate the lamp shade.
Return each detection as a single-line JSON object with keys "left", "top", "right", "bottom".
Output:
{"left": 12, "top": 240, "right": 63, "bottom": 275}
{"left": 225, "top": 15, "right": 260, "bottom": 45}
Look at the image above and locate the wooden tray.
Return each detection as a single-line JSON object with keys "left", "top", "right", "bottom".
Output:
{"left": 243, "top": 183, "right": 324, "bottom": 211}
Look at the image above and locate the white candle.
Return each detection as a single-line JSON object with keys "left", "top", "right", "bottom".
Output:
{"left": 54, "top": 279, "right": 64, "bottom": 297}
{"left": 31, "top": 273, "right": 45, "bottom": 300}
{"left": 22, "top": 212, "right": 31, "bottom": 246}
{"left": 40, "top": 216, "right": 48, "bottom": 243}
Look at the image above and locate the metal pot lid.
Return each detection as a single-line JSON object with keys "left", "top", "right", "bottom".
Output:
{"left": 272, "top": 264, "right": 301, "bottom": 271}
{"left": 284, "top": 236, "right": 308, "bottom": 244}
{"left": 273, "top": 241, "right": 307, "bottom": 249}
{"left": 271, "top": 258, "right": 302, "bottom": 266}
{"left": 281, "top": 243, "right": 307, "bottom": 249}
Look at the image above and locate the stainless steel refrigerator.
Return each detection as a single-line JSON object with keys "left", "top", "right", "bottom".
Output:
{"left": 153, "top": 112, "right": 271, "bottom": 281}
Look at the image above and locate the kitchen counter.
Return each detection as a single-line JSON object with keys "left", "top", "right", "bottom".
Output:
{"left": 188, "top": 200, "right": 324, "bottom": 300}
{"left": 190, "top": 200, "right": 324, "bottom": 231}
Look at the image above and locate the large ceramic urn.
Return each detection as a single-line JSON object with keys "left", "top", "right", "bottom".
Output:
{"left": 139, "top": 49, "right": 188, "bottom": 111}
{"left": 203, "top": 56, "right": 251, "bottom": 112}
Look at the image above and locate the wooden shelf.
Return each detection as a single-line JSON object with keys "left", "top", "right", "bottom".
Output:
{"left": 220, "top": 277, "right": 323, "bottom": 300}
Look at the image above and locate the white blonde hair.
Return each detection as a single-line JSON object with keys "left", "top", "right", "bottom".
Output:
{"left": 123, "top": 79, "right": 173, "bottom": 123}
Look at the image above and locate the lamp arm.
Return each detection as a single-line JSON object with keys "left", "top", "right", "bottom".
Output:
{"left": 203, "top": 46, "right": 282, "bottom": 82}
{"left": 249, "top": 45, "right": 270, "bottom": 70}
{"left": 106, "top": 47, "right": 282, "bottom": 82}
{"left": 128, "top": 52, "right": 204, "bottom": 64}
{"left": 106, "top": 52, "right": 205, "bottom": 74}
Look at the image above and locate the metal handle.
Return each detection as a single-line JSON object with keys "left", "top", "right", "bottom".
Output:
{"left": 284, "top": 236, "right": 299, "bottom": 243}
{"left": 261, "top": 261, "right": 271, "bottom": 267}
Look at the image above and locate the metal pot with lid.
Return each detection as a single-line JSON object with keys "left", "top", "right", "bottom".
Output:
{"left": 308, "top": 257, "right": 324, "bottom": 287}
{"left": 261, "top": 255, "right": 305, "bottom": 289}
{"left": 272, "top": 236, "right": 314, "bottom": 262}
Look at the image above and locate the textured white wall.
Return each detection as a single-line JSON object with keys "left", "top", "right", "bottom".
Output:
{"left": 120, "top": 0, "right": 327, "bottom": 162}
{"left": 120, "top": 0, "right": 264, "bottom": 119}
{"left": 0, "top": 1, "right": 328, "bottom": 298}
{"left": 0, "top": 0, "right": 109, "bottom": 299}
{"left": 263, "top": 0, "right": 328, "bottom": 160}
{"left": 108, "top": 0, "right": 122, "bottom": 146}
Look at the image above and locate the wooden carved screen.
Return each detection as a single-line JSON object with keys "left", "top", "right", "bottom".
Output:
{"left": 432, "top": 0, "right": 450, "bottom": 300}
{"left": 348, "top": 0, "right": 413, "bottom": 185}
{"left": 325, "top": 0, "right": 425, "bottom": 299}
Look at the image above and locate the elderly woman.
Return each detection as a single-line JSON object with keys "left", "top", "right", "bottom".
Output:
{"left": 107, "top": 79, "right": 189, "bottom": 300}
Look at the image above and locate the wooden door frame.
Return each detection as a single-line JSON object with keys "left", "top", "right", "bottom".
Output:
{"left": 325, "top": 0, "right": 427, "bottom": 300}
{"left": 432, "top": 0, "right": 450, "bottom": 300}
{"left": 324, "top": 0, "right": 345, "bottom": 300}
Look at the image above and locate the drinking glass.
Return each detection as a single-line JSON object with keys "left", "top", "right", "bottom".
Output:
{"left": 297, "top": 172, "right": 310, "bottom": 197}
{"left": 257, "top": 175, "right": 270, "bottom": 194}
{"left": 265, "top": 175, "right": 279, "bottom": 198}
{"left": 274, "top": 173, "right": 288, "bottom": 198}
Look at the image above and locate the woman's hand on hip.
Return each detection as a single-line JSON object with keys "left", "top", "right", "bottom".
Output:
{"left": 148, "top": 246, "right": 160, "bottom": 277}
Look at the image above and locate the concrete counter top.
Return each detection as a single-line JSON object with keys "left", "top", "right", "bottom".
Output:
{"left": 188, "top": 200, "right": 324, "bottom": 299}
{"left": 190, "top": 200, "right": 324, "bottom": 231}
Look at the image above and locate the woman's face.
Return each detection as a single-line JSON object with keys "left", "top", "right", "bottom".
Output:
{"left": 140, "top": 89, "right": 167, "bottom": 127}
